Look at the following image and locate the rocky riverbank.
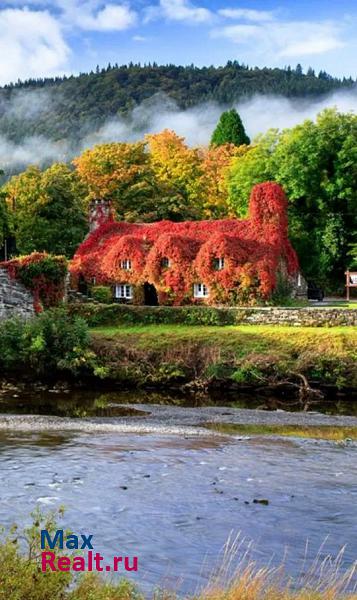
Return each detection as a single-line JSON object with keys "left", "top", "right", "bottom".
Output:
{"left": 1, "top": 399, "right": 357, "bottom": 441}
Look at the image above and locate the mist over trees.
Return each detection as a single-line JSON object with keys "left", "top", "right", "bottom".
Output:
{"left": 0, "top": 62, "right": 354, "bottom": 145}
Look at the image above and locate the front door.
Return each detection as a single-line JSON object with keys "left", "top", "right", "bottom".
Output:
{"left": 144, "top": 283, "right": 158, "bottom": 306}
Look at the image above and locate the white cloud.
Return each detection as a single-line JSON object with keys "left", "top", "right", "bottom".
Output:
{"left": 218, "top": 8, "right": 274, "bottom": 22}
{"left": 212, "top": 19, "right": 344, "bottom": 58}
{"left": 0, "top": 8, "right": 70, "bottom": 85}
{"left": 79, "top": 3, "right": 137, "bottom": 31}
{"left": 49, "top": 0, "right": 138, "bottom": 31}
{"left": 5, "top": 1, "right": 138, "bottom": 31}
{"left": 145, "top": 0, "right": 213, "bottom": 24}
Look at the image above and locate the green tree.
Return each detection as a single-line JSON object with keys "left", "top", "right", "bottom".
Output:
{"left": 211, "top": 108, "right": 250, "bottom": 147}
{"left": 4, "top": 164, "right": 88, "bottom": 258}
{"left": 0, "top": 190, "right": 9, "bottom": 248}
{"left": 227, "top": 109, "right": 357, "bottom": 289}
{"left": 0, "top": 168, "right": 9, "bottom": 248}
{"left": 227, "top": 131, "right": 277, "bottom": 216}
{"left": 349, "top": 242, "right": 357, "bottom": 268}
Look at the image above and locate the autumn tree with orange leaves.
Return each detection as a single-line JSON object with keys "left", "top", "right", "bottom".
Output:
{"left": 72, "top": 130, "right": 244, "bottom": 223}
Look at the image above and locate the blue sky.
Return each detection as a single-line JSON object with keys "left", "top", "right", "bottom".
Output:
{"left": 0, "top": 0, "right": 356, "bottom": 85}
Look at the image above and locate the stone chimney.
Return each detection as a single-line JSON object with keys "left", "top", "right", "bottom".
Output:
{"left": 89, "top": 199, "right": 113, "bottom": 232}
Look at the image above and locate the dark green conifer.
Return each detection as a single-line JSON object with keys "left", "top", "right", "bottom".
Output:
{"left": 211, "top": 108, "right": 250, "bottom": 147}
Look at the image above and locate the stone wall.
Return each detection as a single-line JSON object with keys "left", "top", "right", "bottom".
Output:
{"left": 69, "top": 301, "right": 357, "bottom": 327}
{"left": 0, "top": 267, "right": 35, "bottom": 320}
{"left": 235, "top": 306, "right": 357, "bottom": 326}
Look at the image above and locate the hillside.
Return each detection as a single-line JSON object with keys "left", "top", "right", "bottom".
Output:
{"left": 0, "top": 62, "right": 354, "bottom": 144}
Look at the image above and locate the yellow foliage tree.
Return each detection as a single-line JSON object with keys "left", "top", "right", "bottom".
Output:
{"left": 73, "top": 142, "right": 157, "bottom": 221}
{"left": 199, "top": 143, "right": 248, "bottom": 218}
{"left": 145, "top": 129, "right": 205, "bottom": 219}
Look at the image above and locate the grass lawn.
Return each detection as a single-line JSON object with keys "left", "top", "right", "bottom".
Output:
{"left": 91, "top": 324, "right": 357, "bottom": 353}
{"left": 317, "top": 302, "right": 357, "bottom": 309}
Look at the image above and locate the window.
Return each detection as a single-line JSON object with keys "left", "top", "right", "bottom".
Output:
{"left": 194, "top": 283, "right": 209, "bottom": 298}
{"left": 161, "top": 257, "right": 170, "bottom": 268}
{"left": 120, "top": 259, "right": 132, "bottom": 270}
{"left": 115, "top": 284, "right": 133, "bottom": 299}
{"left": 297, "top": 273, "right": 302, "bottom": 287}
{"left": 213, "top": 257, "right": 225, "bottom": 270}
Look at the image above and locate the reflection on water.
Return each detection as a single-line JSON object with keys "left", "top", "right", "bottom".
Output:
{"left": 0, "top": 388, "right": 356, "bottom": 418}
{"left": 0, "top": 428, "right": 356, "bottom": 595}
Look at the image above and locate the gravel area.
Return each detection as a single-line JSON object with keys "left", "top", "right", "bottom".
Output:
{"left": 1, "top": 403, "right": 357, "bottom": 434}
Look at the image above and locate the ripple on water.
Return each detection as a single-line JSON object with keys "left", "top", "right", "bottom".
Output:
{"left": 0, "top": 428, "right": 355, "bottom": 594}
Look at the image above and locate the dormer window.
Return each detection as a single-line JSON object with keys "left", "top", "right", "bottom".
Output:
{"left": 161, "top": 257, "right": 170, "bottom": 268}
{"left": 120, "top": 259, "right": 132, "bottom": 270}
{"left": 194, "top": 283, "right": 209, "bottom": 298}
{"left": 213, "top": 257, "right": 225, "bottom": 271}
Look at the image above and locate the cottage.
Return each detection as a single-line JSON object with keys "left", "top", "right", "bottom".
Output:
{"left": 71, "top": 182, "right": 305, "bottom": 305}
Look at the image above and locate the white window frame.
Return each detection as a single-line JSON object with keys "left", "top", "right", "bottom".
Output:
{"left": 194, "top": 283, "right": 209, "bottom": 298}
{"left": 214, "top": 257, "right": 225, "bottom": 270}
{"left": 120, "top": 259, "right": 132, "bottom": 270}
{"left": 115, "top": 284, "right": 133, "bottom": 299}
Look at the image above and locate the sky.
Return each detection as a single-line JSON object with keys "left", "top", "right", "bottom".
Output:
{"left": 0, "top": 0, "right": 356, "bottom": 86}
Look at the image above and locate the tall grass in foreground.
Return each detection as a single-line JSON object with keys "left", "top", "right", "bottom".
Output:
{"left": 197, "top": 535, "right": 357, "bottom": 600}
{"left": 0, "top": 513, "right": 355, "bottom": 600}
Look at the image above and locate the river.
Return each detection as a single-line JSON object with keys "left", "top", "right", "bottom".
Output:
{"left": 0, "top": 390, "right": 356, "bottom": 595}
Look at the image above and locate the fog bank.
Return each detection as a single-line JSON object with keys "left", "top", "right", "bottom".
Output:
{"left": 0, "top": 87, "right": 356, "bottom": 171}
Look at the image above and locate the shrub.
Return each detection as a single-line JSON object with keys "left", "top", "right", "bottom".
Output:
{"left": 91, "top": 285, "right": 113, "bottom": 304}
{"left": 0, "top": 308, "right": 96, "bottom": 377}
{"left": 68, "top": 575, "right": 142, "bottom": 600}
{"left": 68, "top": 303, "right": 238, "bottom": 327}
{"left": 0, "top": 510, "right": 143, "bottom": 600}
{"left": 0, "top": 508, "right": 71, "bottom": 600}
{"left": 0, "top": 317, "right": 27, "bottom": 370}
{"left": 271, "top": 271, "right": 293, "bottom": 306}
{"left": 1, "top": 252, "right": 68, "bottom": 312}
{"left": 25, "top": 308, "right": 93, "bottom": 375}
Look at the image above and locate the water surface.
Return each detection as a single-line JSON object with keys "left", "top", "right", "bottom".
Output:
{"left": 0, "top": 420, "right": 356, "bottom": 594}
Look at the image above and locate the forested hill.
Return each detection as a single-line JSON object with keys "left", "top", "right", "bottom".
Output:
{"left": 0, "top": 62, "right": 355, "bottom": 143}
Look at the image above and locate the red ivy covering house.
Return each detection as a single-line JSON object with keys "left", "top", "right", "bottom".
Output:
{"left": 70, "top": 182, "right": 301, "bottom": 306}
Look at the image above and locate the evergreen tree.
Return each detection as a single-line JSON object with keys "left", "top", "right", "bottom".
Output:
{"left": 211, "top": 109, "right": 250, "bottom": 147}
